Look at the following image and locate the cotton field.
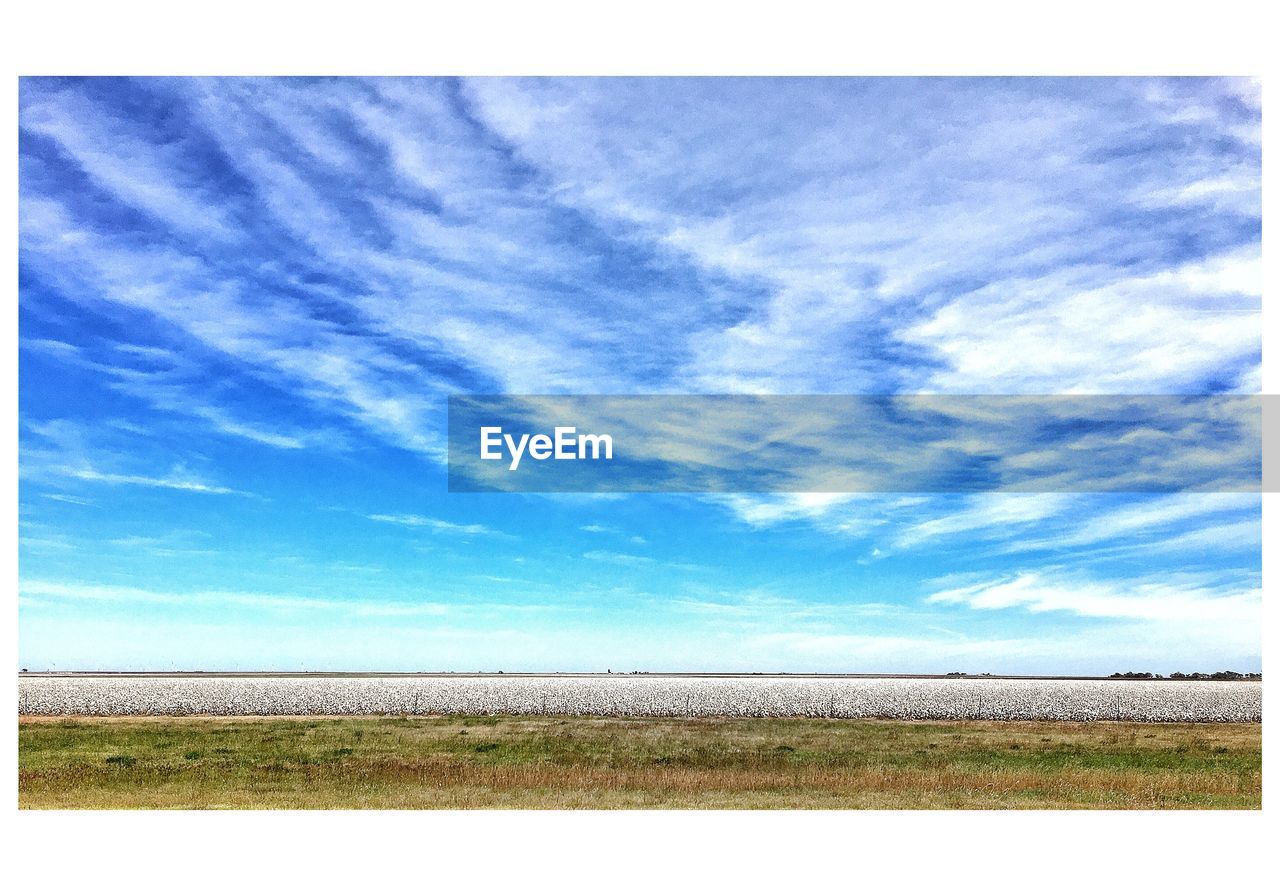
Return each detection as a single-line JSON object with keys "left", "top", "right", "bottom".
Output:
{"left": 17, "top": 675, "right": 1261, "bottom": 722}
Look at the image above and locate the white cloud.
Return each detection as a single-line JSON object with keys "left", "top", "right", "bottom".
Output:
{"left": 903, "top": 247, "right": 1261, "bottom": 394}
{"left": 366, "top": 513, "right": 499, "bottom": 536}
{"left": 720, "top": 493, "right": 864, "bottom": 528}
{"left": 21, "top": 91, "right": 238, "bottom": 240}
{"left": 1008, "top": 494, "right": 1257, "bottom": 551}
{"left": 927, "top": 571, "right": 1259, "bottom": 623}
{"left": 582, "top": 550, "right": 656, "bottom": 567}
{"left": 464, "top": 78, "right": 1259, "bottom": 396}
{"left": 40, "top": 493, "right": 93, "bottom": 506}
{"left": 894, "top": 495, "right": 1069, "bottom": 548}
{"left": 19, "top": 79, "right": 1261, "bottom": 476}
{"left": 65, "top": 467, "right": 242, "bottom": 495}
{"left": 18, "top": 579, "right": 552, "bottom": 620}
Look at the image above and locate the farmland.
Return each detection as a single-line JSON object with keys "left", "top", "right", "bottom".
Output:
{"left": 19, "top": 674, "right": 1262, "bottom": 721}
{"left": 19, "top": 714, "right": 1260, "bottom": 809}
{"left": 20, "top": 675, "right": 1260, "bottom": 809}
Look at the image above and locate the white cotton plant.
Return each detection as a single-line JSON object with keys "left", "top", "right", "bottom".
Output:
{"left": 16, "top": 675, "right": 1262, "bottom": 722}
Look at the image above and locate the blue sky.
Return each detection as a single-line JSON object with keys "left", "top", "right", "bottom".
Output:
{"left": 18, "top": 77, "right": 1261, "bottom": 674}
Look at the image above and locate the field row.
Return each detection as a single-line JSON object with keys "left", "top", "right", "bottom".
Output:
{"left": 18, "top": 676, "right": 1262, "bottom": 721}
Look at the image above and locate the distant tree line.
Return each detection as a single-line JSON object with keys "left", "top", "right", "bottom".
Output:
{"left": 1109, "top": 671, "right": 1261, "bottom": 681}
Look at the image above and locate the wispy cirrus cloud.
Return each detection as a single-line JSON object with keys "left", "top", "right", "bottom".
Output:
{"left": 894, "top": 496, "right": 1070, "bottom": 549}
{"left": 582, "top": 550, "right": 657, "bottom": 567}
{"left": 366, "top": 513, "right": 504, "bottom": 537}
{"left": 20, "top": 77, "right": 1261, "bottom": 472}
{"left": 463, "top": 77, "right": 1260, "bottom": 395}
{"left": 926, "top": 570, "right": 1259, "bottom": 624}
{"left": 21, "top": 418, "right": 249, "bottom": 497}
{"left": 65, "top": 467, "right": 243, "bottom": 495}
{"left": 19, "top": 579, "right": 553, "bottom": 620}
{"left": 19, "top": 89, "right": 240, "bottom": 241}
{"left": 716, "top": 491, "right": 1260, "bottom": 572}
{"left": 1006, "top": 493, "right": 1257, "bottom": 551}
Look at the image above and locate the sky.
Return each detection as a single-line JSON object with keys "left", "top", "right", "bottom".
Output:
{"left": 17, "top": 77, "right": 1262, "bottom": 674}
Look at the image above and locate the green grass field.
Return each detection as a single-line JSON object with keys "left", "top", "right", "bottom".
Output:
{"left": 19, "top": 714, "right": 1261, "bottom": 809}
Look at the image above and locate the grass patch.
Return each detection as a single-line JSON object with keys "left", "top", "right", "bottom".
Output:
{"left": 18, "top": 715, "right": 1261, "bottom": 810}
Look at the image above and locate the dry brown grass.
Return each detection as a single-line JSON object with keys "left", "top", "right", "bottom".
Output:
{"left": 18, "top": 714, "right": 1261, "bottom": 809}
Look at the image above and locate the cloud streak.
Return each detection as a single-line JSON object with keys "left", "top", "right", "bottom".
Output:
{"left": 20, "top": 78, "right": 1261, "bottom": 470}
{"left": 19, "top": 580, "right": 552, "bottom": 620}
{"left": 366, "top": 513, "right": 503, "bottom": 536}
{"left": 927, "top": 571, "right": 1259, "bottom": 624}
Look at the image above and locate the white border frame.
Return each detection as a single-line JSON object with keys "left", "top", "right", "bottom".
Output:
{"left": 5, "top": 2, "right": 1272, "bottom": 883}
